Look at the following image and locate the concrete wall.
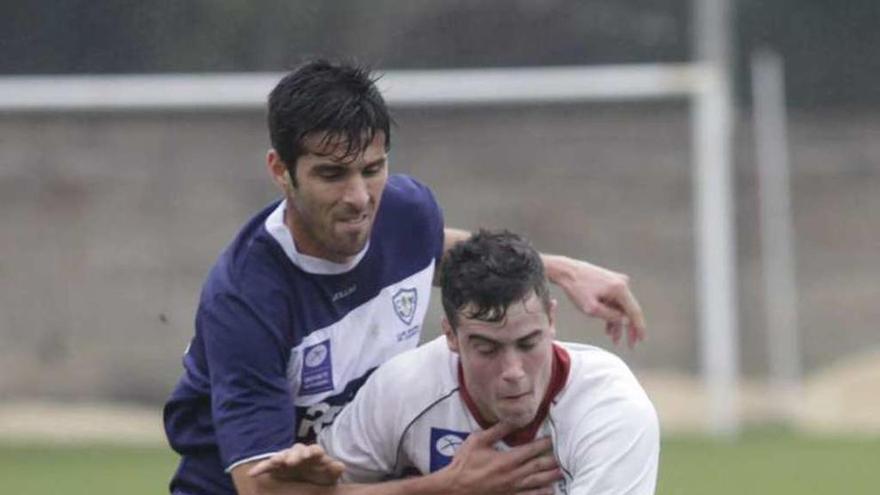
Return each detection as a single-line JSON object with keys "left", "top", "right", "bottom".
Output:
{"left": 1, "top": 104, "right": 877, "bottom": 403}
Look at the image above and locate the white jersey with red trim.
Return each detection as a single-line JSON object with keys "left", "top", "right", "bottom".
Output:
{"left": 318, "top": 336, "right": 659, "bottom": 494}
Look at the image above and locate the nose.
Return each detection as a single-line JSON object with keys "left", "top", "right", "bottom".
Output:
{"left": 341, "top": 174, "right": 369, "bottom": 211}
{"left": 499, "top": 348, "right": 526, "bottom": 383}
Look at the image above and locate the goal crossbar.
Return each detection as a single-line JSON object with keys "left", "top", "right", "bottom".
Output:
{"left": 0, "top": 64, "right": 704, "bottom": 113}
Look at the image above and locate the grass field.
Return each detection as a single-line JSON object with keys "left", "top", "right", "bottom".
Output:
{"left": 1, "top": 431, "right": 878, "bottom": 494}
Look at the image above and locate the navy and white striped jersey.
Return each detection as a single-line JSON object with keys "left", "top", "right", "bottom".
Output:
{"left": 163, "top": 174, "right": 444, "bottom": 495}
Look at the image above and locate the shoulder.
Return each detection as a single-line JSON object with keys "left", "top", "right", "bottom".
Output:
{"left": 197, "top": 201, "right": 296, "bottom": 339}
{"left": 373, "top": 174, "right": 444, "bottom": 263}
{"left": 379, "top": 175, "right": 441, "bottom": 220}
{"left": 384, "top": 174, "right": 435, "bottom": 201}
{"left": 371, "top": 336, "right": 455, "bottom": 392}
{"left": 553, "top": 343, "right": 660, "bottom": 493}
{"left": 554, "top": 342, "right": 657, "bottom": 431}
{"left": 203, "top": 200, "right": 290, "bottom": 296}
{"left": 354, "top": 336, "right": 458, "bottom": 423}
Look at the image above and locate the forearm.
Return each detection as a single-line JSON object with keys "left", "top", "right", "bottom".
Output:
{"left": 540, "top": 253, "right": 579, "bottom": 286}
{"left": 442, "top": 228, "right": 471, "bottom": 255}
{"left": 444, "top": 228, "right": 577, "bottom": 284}
{"left": 437, "top": 227, "right": 472, "bottom": 286}
{"left": 250, "top": 473, "right": 452, "bottom": 495}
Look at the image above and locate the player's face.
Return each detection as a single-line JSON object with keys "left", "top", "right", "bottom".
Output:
{"left": 272, "top": 132, "right": 388, "bottom": 263}
{"left": 444, "top": 293, "right": 557, "bottom": 429}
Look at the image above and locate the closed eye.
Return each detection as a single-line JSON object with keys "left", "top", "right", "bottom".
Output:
{"left": 313, "top": 165, "right": 347, "bottom": 180}
{"left": 362, "top": 160, "right": 386, "bottom": 177}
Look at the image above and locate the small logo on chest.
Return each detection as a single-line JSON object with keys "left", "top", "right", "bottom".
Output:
{"left": 392, "top": 288, "right": 418, "bottom": 325}
{"left": 429, "top": 428, "right": 469, "bottom": 472}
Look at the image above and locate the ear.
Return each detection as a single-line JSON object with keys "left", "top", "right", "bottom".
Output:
{"left": 442, "top": 317, "right": 460, "bottom": 354}
{"left": 547, "top": 299, "right": 558, "bottom": 339}
{"left": 267, "top": 149, "right": 293, "bottom": 195}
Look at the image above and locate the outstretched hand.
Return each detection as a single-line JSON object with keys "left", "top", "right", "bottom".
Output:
{"left": 247, "top": 443, "right": 345, "bottom": 486}
{"left": 545, "top": 255, "right": 646, "bottom": 348}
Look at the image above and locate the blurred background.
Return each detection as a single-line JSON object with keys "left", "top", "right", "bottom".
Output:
{"left": 1, "top": 1, "right": 879, "bottom": 493}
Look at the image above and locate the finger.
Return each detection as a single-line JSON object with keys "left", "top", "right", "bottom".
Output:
{"left": 585, "top": 296, "right": 626, "bottom": 324}
{"left": 516, "top": 487, "right": 556, "bottom": 495}
{"left": 516, "top": 469, "right": 563, "bottom": 492}
{"left": 312, "top": 453, "right": 345, "bottom": 475}
{"left": 248, "top": 455, "right": 284, "bottom": 477}
{"left": 327, "top": 460, "right": 346, "bottom": 478}
{"left": 477, "top": 421, "right": 518, "bottom": 445}
{"left": 627, "top": 318, "right": 644, "bottom": 349}
{"left": 506, "top": 437, "right": 554, "bottom": 465}
{"left": 511, "top": 453, "right": 559, "bottom": 487}
{"left": 303, "top": 443, "right": 327, "bottom": 460}
{"left": 606, "top": 320, "right": 622, "bottom": 346}
{"left": 608, "top": 288, "right": 646, "bottom": 346}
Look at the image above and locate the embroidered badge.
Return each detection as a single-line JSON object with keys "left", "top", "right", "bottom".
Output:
{"left": 392, "top": 288, "right": 417, "bottom": 325}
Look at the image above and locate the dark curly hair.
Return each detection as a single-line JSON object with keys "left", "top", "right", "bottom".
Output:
{"left": 441, "top": 229, "right": 551, "bottom": 330}
{"left": 267, "top": 59, "right": 391, "bottom": 184}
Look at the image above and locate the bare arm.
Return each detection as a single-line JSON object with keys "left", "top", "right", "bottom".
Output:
{"left": 236, "top": 423, "right": 560, "bottom": 495}
{"left": 233, "top": 461, "right": 453, "bottom": 495}
{"left": 441, "top": 228, "right": 646, "bottom": 347}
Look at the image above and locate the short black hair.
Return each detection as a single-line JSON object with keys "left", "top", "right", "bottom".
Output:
{"left": 441, "top": 229, "right": 551, "bottom": 330}
{"left": 267, "top": 59, "right": 391, "bottom": 181}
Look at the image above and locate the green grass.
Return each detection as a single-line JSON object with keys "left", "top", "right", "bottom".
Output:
{"left": 658, "top": 429, "right": 880, "bottom": 495}
{"left": 1, "top": 431, "right": 879, "bottom": 494}
{"left": 0, "top": 442, "right": 177, "bottom": 495}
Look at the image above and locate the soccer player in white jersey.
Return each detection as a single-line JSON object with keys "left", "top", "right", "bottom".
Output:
{"left": 163, "top": 59, "right": 649, "bottom": 495}
{"left": 253, "top": 230, "right": 659, "bottom": 494}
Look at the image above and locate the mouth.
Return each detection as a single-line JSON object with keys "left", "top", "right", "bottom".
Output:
{"left": 500, "top": 391, "right": 530, "bottom": 402}
{"left": 336, "top": 213, "right": 369, "bottom": 228}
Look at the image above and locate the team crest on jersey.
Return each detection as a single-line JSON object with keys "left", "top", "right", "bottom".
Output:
{"left": 299, "top": 340, "right": 334, "bottom": 396}
{"left": 392, "top": 288, "right": 418, "bottom": 325}
{"left": 429, "top": 428, "right": 469, "bottom": 472}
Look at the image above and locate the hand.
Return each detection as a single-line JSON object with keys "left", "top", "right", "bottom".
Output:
{"left": 247, "top": 443, "right": 345, "bottom": 486}
{"left": 546, "top": 255, "right": 646, "bottom": 348}
{"left": 441, "top": 422, "right": 562, "bottom": 495}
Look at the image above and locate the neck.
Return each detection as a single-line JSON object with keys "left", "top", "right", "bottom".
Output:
{"left": 284, "top": 202, "right": 352, "bottom": 264}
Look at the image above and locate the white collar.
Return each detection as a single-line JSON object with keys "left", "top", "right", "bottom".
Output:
{"left": 264, "top": 199, "right": 370, "bottom": 275}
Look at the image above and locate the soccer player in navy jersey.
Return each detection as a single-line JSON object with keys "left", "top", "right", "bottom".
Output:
{"left": 163, "top": 59, "right": 646, "bottom": 495}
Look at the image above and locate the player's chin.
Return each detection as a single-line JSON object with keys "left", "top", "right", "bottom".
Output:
{"left": 498, "top": 409, "right": 537, "bottom": 429}
{"left": 330, "top": 231, "right": 370, "bottom": 257}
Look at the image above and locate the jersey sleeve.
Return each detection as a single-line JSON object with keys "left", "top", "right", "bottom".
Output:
{"left": 199, "top": 292, "right": 296, "bottom": 472}
{"left": 421, "top": 182, "right": 445, "bottom": 265}
{"left": 386, "top": 174, "right": 445, "bottom": 266}
{"left": 317, "top": 358, "right": 404, "bottom": 483}
{"left": 566, "top": 391, "right": 660, "bottom": 494}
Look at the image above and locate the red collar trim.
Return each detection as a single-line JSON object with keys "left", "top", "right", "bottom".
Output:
{"left": 458, "top": 343, "right": 571, "bottom": 446}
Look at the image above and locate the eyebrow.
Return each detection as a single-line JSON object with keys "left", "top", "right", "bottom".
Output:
{"left": 467, "top": 329, "right": 543, "bottom": 346}
{"left": 312, "top": 156, "right": 386, "bottom": 170}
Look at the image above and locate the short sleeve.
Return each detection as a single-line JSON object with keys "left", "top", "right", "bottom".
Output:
{"left": 567, "top": 393, "right": 660, "bottom": 494}
{"left": 200, "top": 292, "right": 296, "bottom": 472}
{"left": 317, "top": 359, "right": 403, "bottom": 483}
{"left": 384, "top": 174, "right": 445, "bottom": 266}
{"left": 421, "top": 183, "right": 445, "bottom": 265}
